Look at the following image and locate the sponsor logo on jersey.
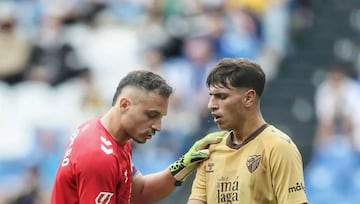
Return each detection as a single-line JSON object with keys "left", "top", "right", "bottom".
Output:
{"left": 288, "top": 182, "right": 305, "bottom": 193}
{"left": 246, "top": 155, "right": 261, "bottom": 173}
{"left": 100, "top": 136, "right": 113, "bottom": 155}
{"left": 216, "top": 176, "right": 239, "bottom": 203}
{"left": 95, "top": 192, "right": 114, "bottom": 204}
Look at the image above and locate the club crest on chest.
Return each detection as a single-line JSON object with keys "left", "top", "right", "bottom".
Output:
{"left": 246, "top": 155, "right": 261, "bottom": 173}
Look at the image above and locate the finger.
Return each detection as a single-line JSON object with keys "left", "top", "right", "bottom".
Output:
{"left": 197, "top": 137, "right": 223, "bottom": 150}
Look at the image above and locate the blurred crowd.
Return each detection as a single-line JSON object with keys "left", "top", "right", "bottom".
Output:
{"left": 0, "top": 0, "right": 329, "bottom": 203}
{"left": 306, "top": 59, "right": 360, "bottom": 203}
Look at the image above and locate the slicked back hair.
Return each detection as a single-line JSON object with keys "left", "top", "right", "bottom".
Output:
{"left": 112, "top": 70, "right": 173, "bottom": 106}
{"left": 206, "top": 58, "right": 266, "bottom": 97}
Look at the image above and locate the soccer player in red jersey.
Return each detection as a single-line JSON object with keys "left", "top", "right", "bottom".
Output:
{"left": 51, "top": 70, "right": 223, "bottom": 204}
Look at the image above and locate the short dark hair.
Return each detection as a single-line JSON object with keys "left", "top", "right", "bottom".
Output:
{"left": 206, "top": 58, "right": 266, "bottom": 97}
{"left": 112, "top": 70, "right": 173, "bottom": 105}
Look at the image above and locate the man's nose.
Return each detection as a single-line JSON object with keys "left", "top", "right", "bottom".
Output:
{"left": 208, "top": 97, "right": 217, "bottom": 109}
{"left": 152, "top": 120, "right": 161, "bottom": 132}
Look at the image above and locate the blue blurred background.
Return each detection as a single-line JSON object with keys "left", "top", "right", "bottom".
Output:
{"left": 0, "top": 0, "right": 360, "bottom": 203}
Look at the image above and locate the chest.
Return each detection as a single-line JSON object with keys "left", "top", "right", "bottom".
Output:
{"left": 117, "top": 149, "right": 132, "bottom": 183}
{"left": 204, "top": 144, "right": 275, "bottom": 203}
{"left": 114, "top": 145, "right": 133, "bottom": 204}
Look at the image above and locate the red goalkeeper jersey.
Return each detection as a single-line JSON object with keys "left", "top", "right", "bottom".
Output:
{"left": 51, "top": 118, "right": 137, "bottom": 204}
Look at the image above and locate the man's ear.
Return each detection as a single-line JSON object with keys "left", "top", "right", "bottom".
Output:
{"left": 118, "top": 97, "right": 130, "bottom": 110}
{"left": 244, "top": 89, "right": 256, "bottom": 106}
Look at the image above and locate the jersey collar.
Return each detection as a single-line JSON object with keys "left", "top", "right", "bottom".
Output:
{"left": 226, "top": 124, "right": 268, "bottom": 149}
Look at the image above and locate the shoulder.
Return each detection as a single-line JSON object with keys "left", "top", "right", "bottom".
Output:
{"left": 260, "top": 125, "right": 300, "bottom": 154}
{"left": 74, "top": 136, "right": 120, "bottom": 176}
{"left": 263, "top": 126, "right": 291, "bottom": 141}
{"left": 72, "top": 123, "right": 101, "bottom": 150}
{"left": 258, "top": 126, "right": 304, "bottom": 167}
{"left": 72, "top": 121, "right": 119, "bottom": 166}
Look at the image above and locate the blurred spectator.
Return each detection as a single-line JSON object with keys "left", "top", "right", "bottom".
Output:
{"left": 79, "top": 8, "right": 140, "bottom": 103}
{"left": 25, "top": 6, "right": 87, "bottom": 86}
{"left": 305, "top": 134, "right": 360, "bottom": 203}
{"left": 314, "top": 60, "right": 360, "bottom": 149}
{"left": 30, "top": 128, "right": 68, "bottom": 190}
{"left": 288, "top": 0, "right": 314, "bottom": 47}
{"left": 223, "top": 0, "right": 293, "bottom": 80}
{"left": 0, "top": 1, "right": 32, "bottom": 85}
{"left": 306, "top": 60, "right": 360, "bottom": 203}
{"left": 137, "top": 0, "right": 171, "bottom": 51}
{"left": 258, "top": 0, "right": 292, "bottom": 80}
{"left": 219, "top": 6, "right": 262, "bottom": 59}
{"left": 9, "top": 166, "right": 46, "bottom": 204}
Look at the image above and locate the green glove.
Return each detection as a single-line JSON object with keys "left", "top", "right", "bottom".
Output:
{"left": 169, "top": 131, "right": 227, "bottom": 186}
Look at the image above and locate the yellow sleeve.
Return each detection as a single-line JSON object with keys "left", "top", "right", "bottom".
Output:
{"left": 188, "top": 161, "right": 207, "bottom": 202}
{"left": 269, "top": 139, "right": 308, "bottom": 203}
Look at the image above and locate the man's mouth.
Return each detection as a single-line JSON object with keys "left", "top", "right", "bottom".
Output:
{"left": 213, "top": 114, "right": 222, "bottom": 122}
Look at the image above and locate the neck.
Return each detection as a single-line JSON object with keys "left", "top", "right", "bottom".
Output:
{"left": 232, "top": 115, "right": 266, "bottom": 144}
{"left": 100, "top": 109, "right": 128, "bottom": 145}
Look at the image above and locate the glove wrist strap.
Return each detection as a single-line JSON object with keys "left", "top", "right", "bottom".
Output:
{"left": 174, "top": 180, "right": 183, "bottom": 186}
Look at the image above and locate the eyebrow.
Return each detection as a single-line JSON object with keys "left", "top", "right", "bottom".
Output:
{"left": 209, "top": 92, "right": 228, "bottom": 96}
{"left": 146, "top": 109, "right": 162, "bottom": 116}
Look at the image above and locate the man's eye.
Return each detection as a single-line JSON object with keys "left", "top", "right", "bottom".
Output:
{"left": 147, "top": 112, "right": 159, "bottom": 119}
{"left": 216, "top": 94, "right": 226, "bottom": 99}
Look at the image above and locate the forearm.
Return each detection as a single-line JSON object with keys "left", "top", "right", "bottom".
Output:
{"left": 131, "top": 169, "right": 176, "bottom": 204}
{"left": 131, "top": 132, "right": 225, "bottom": 204}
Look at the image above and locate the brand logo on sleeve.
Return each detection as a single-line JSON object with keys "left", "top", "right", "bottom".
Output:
{"left": 246, "top": 155, "right": 261, "bottom": 173}
{"left": 95, "top": 192, "right": 114, "bottom": 204}
{"left": 100, "top": 136, "right": 113, "bottom": 155}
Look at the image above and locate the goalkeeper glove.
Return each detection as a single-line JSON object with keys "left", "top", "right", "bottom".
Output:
{"left": 169, "top": 131, "right": 227, "bottom": 186}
